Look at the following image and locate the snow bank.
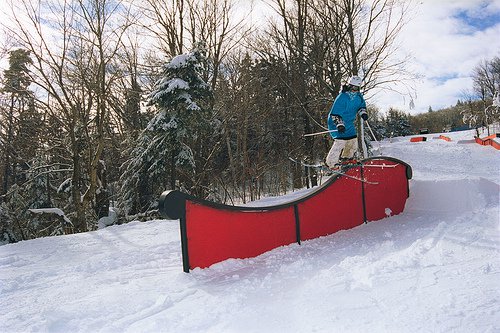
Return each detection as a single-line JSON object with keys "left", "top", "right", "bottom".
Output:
{"left": 408, "top": 178, "right": 499, "bottom": 215}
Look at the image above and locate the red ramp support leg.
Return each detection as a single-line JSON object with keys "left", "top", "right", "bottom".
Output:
{"left": 159, "top": 191, "right": 190, "bottom": 272}
{"left": 159, "top": 156, "right": 412, "bottom": 272}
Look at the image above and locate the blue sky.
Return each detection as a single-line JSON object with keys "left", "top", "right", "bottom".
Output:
{"left": 373, "top": 0, "right": 500, "bottom": 114}
{"left": 454, "top": 1, "right": 500, "bottom": 31}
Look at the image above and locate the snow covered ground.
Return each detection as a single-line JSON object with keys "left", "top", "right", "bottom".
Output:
{"left": 1, "top": 129, "right": 499, "bottom": 333}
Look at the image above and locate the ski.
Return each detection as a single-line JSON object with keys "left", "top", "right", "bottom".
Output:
{"left": 363, "top": 163, "right": 398, "bottom": 168}
{"left": 329, "top": 169, "right": 379, "bottom": 185}
{"left": 288, "top": 158, "right": 378, "bottom": 185}
{"left": 288, "top": 157, "right": 330, "bottom": 169}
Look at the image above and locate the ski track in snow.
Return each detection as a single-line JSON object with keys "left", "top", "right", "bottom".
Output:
{"left": 1, "top": 129, "right": 499, "bottom": 333}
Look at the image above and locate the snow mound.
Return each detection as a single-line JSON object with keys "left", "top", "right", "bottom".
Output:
{"left": 408, "top": 178, "right": 499, "bottom": 215}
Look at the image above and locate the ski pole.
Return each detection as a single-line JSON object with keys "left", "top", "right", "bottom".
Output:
{"left": 360, "top": 120, "right": 368, "bottom": 159}
{"left": 303, "top": 129, "right": 338, "bottom": 137}
{"left": 365, "top": 120, "right": 383, "bottom": 155}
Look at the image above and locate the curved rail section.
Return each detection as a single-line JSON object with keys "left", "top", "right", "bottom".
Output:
{"left": 159, "top": 156, "right": 412, "bottom": 272}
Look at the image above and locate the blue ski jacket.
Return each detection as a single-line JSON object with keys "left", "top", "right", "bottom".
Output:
{"left": 327, "top": 91, "right": 366, "bottom": 139}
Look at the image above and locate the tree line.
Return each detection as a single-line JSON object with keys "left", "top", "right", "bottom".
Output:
{"left": 0, "top": 0, "right": 497, "bottom": 243}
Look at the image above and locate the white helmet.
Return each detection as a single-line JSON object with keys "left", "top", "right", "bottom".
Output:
{"left": 348, "top": 75, "right": 363, "bottom": 87}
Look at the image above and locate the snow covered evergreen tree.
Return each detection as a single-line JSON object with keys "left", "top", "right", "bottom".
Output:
{"left": 119, "top": 46, "right": 214, "bottom": 216}
{"left": 384, "top": 108, "right": 412, "bottom": 137}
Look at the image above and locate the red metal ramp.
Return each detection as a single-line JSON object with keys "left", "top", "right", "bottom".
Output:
{"left": 159, "top": 156, "right": 412, "bottom": 272}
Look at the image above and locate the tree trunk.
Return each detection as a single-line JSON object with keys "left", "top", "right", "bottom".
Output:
{"left": 71, "top": 140, "right": 86, "bottom": 232}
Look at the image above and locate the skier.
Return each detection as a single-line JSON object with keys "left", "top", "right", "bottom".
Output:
{"left": 325, "top": 75, "right": 368, "bottom": 169}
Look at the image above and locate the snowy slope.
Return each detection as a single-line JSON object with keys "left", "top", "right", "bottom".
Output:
{"left": 1, "top": 129, "right": 499, "bottom": 333}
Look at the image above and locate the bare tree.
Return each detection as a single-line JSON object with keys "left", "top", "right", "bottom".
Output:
{"left": 4, "top": 0, "right": 135, "bottom": 230}
{"left": 314, "top": 0, "right": 414, "bottom": 97}
{"left": 267, "top": 0, "right": 412, "bottom": 144}
{"left": 138, "top": 0, "right": 186, "bottom": 57}
{"left": 258, "top": 0, "right": 320, "bottom": 188}
{"left": 472, "top": 57, "right": 500, "bottom": 101}
{"left": 470, "top": 56, "right": 500, "bottom": 135}
{"left": 140, "top": 0, "right": 251, "bottom": 89}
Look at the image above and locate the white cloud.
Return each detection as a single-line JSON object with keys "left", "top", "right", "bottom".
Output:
{"left": 373, "top": 0, "right": 500, "bottom": 114}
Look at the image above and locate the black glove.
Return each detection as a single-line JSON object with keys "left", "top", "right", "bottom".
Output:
{"left": 331, "top": 115, "right": 345, "bottom": 133}
{"left": 359, "top": 108, "right": 368, "bottom": 121}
